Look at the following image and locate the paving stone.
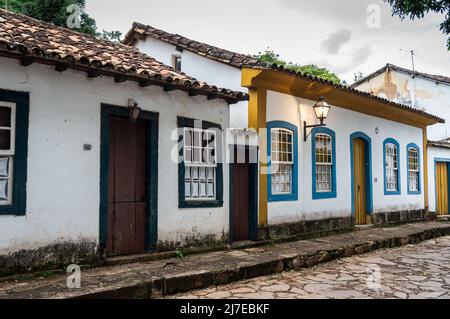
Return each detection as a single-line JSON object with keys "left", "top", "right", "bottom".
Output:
{"left": 2, "top": 223, "right": 450, "bottom": 299}
{"left": 170, "top": 236, "right": 450, "bottom": 300}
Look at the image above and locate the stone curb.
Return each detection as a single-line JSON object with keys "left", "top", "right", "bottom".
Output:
{"left": 73, "top": 225, "right": 450, "bottom": 299}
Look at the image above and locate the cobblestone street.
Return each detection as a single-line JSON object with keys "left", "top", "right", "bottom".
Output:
{"left": 169, "top": 236, "right": 450, "bottom": 299}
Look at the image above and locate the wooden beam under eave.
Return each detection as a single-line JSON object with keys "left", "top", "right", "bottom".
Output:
{"left": 87, "top": 70, "right": 100, "bottom": 78}
{"left": 163, "top": 84, "right": 176, "bottom": 91}
{"left": 55, "top": 63, "right": 69, "bottom": 72}
{"left": 139, "top": 79, "right": 152, "bottom": 87}
{"left": 20, "top": 56, "right": 34, "bottom": 66}
{"left": 114, "top": 75, "right": 127, "bottom": 83}
{"left": 248, "top": 87, "right": 268, "bottom": 228}
{"left": 188, "top": 89, "right": 201, "bottom": 97}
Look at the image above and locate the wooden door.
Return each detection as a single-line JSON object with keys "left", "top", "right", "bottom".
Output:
{"left": 436, "top": 162, "right": 449, "bottom": 215}
{"left": 107, "top": 116, "right": 147, "bottom": 256}
{"left": 353, "top": 139, "right": 367, "bottom": 225}
{"left": 231, "top": 149, "right": 250, "bottom": 241}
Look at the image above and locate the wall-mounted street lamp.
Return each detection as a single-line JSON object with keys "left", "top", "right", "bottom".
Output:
{"left": 128, "top": 98, "right": 141, "bottom": 123}
{"left": 303, "top": 97, "right": 330, "bottom": 142}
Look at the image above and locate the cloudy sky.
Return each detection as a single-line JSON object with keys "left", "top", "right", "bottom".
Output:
{"left": 86, "top": 0, "right": 449, "bottom": 83}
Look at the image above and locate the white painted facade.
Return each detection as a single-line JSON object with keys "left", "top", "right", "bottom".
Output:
{"left": 266, "top": 90, "right": 424, "bottom": 224}
{"left": 133, "top": 36, "right": 427, "bottom": 226}
{"left": 0, "top": 57, "right": 232, "bottom": 256}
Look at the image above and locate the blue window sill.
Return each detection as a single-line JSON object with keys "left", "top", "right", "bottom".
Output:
{"left": 179, "top": 200, "right": 224, "bottom": 209}
{"left": 407, "top": 190, "right": 421, "bottom": 195}
{"left": 313, "top": 191, "right": 337, "bottom": 200}
{"left": 268, "top": 194, "right": 298, "bottom": 202}
{"left": 384, "top": 190, "right": 401, "bottom": 196}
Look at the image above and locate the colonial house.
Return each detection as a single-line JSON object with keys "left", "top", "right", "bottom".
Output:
{"left": 124, "top": 24, "right": 444, "bottom": 240}
{"left": 0, "top": 10, "right": 248, "bottom": 275}
{"left": 352, "top": 64, "right": 450, "bottom": 217}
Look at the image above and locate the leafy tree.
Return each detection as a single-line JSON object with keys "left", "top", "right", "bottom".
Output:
{"left": 253, "top": 49, "right": 342, "bottom": 85}
{"left": 0, "top": 0, "right": 121, "bottom": 41}
{"left": 384, "top": 0, "right": 450, "bottom": 50}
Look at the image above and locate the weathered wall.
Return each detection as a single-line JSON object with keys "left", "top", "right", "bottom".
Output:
{"left": 354, "top": 70, "right": 450, "bottom": 141}
{"left": 0, "top": 57, "right": 231, "bottom": 260}
{"left": 266, "top": 90, "right": 425, "bottom": 225}
{"left": 134, "top": 38, "right": 249, "bottom": 128}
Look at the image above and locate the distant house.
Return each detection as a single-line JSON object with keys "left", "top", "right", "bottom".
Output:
{"left": 0, "top": 10, "right": 247, "bottom": 275}
{"left": 124, "top": 23, "right": 443, "bottom": 240}
{"left": 352, "top": 64, "right": 450, "bottom": 216}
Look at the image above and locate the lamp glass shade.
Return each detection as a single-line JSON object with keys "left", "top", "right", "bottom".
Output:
{"left": 313, "top": 98, "right": 330, "bottom": 122}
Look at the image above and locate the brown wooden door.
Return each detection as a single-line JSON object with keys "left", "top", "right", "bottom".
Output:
{"left": 231, "top": 149, "right": 250, "bottom": 241}
{"left": 353, "top": 139, "right": 367, "bottom": 225}
{"left": 107, "top": 116, "right": 147, "bottom": 256}
{"left": 436, "top": 162, "right": 449, "bottom": 215}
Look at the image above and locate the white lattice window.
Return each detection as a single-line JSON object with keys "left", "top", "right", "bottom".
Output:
{"left": 408, "top": 147, "right": 419, "bottom": 192}
{"left": 0, "top": 102, "right": 15, "bottom": 206}
{"left": 315, "top": 134, "right": 332, "bottom": 192}
{"left": 385, "top": 143, "right": 398, "bottom": 191}
{"left": 271, "top": 128, "right": 293, "bottom": 194}
{"left": 183, "top": 127, "right": 216, "bottom": 200}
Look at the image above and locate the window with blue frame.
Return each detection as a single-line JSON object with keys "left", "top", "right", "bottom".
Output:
{"left": 177, "top": 116, "right": 223, "bottom": 208}
{"left": 383, "top": 138, "right": 401, "bottom": 195}
{"left": 407, "top": 143, "right": 420, "bottom": 194}
{"left": 312, "top": 127, "right": 336, "bottom": 199}
{"left": 267, "top": 121, "right": 298, "bottom": 202}
{"left": 0, "top": 89, "right": 29, "bottom": 216}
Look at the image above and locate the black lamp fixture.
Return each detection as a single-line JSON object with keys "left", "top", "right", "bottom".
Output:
{"left": 303, "top": 97, "right": 330, "bottom": 142}
{"left": 128, "top": 98, "right": 141, "bottom": 123}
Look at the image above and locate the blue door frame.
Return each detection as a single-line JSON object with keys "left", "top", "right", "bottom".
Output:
{"left": 100, "top": 104, "right": 159, "bottom": 253}
{"left": 350, "top": 132, "right": 373, "bottom": 216}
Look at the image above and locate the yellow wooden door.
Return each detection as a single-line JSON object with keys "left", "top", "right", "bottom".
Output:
{"left": 436, "top": 162, "right": 448, "bottom": 215}
{"left": 353, "top": 139, "right": 367, "bottom": 225}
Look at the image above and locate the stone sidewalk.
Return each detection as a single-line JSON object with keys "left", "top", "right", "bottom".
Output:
{"left": 0, "top": 222, "right": 449, "bottom": 299}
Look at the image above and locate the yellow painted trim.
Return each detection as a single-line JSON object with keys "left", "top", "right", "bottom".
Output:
{"left": 423, "top": 129, "right": 429, "bottom": 211}
{"left": 248, "top": 87, "right": 268, "bottom": 227}
{"left": 241, "top": 68, "right": 264, "bottom": 88}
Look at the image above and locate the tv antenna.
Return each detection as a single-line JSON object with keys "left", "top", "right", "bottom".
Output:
{"left": 399, "top": 44, "right": 426, "bottom": 72}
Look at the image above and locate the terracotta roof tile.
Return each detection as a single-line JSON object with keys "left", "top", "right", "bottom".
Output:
{"left": 0, "top": 9, "right": 248, "bottom": 104}
{"left": 123, "top": 22, "right": 264, "bottom": 69}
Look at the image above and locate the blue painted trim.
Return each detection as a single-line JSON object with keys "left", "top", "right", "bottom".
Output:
{"left": 350, "top": 132, "right": 373, "bottom": 215}
{"left": 406, "top": 143, "right": 421, "bottom": 195}
{"left": 434, "top": 158, "right": 450, "bottom": 213}
{"left": 0, "top": 89, "right": 29, "bottom": 216}
{"left": 383, "top": 138, "right": 401, "bottom": 195}
{"left": 311, "top": 127, "right": 337, "bottom": 200}
{"left": 267, "top": 121, "right": 298, "bottom": 202}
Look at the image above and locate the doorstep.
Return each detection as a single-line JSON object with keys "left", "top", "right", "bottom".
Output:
{"left": 0, "top": 221, "right": 449, "bottom": 299}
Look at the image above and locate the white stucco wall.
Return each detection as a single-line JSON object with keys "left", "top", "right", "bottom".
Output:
{"left": 427, "top": 146, "right": 450, "bottom": 212}
{"left": 266, "top": 90, "right": 425, "bottom": 225}
{"left": 134, "top": 38, "right": 248, "bottom": 128}
{"left": 354, "top": 70, "right": 450, "bottom": 141}
{"left": 0, "top": 57, "right": 231, "bottom": 255}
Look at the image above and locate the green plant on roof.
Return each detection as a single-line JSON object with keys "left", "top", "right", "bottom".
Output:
{"left": 253, "top": 48, "right": 342, "bottom": 85}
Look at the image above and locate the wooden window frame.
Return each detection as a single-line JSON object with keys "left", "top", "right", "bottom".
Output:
{"left": 312, "top": 127, "right": 337, "bottom": 200}
{"left": 0, "top": 89, "right": 29, "bottom": 216}
{"left": 178, "top": 116, "right": 223, "bottom": 208}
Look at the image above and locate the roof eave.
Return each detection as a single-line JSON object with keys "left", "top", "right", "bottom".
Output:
{"left": 242, "top": 67, "right": 444, "bottom": 128}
